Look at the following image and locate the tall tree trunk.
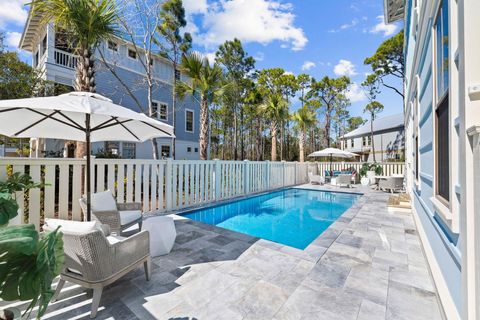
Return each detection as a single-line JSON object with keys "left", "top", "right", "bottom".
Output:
{"left": 271, "top": 121, "right": 277, "bottom": 161}
{"left": 325, "top": 110, "right": 331, "bottom": 148}
{"left": 299, "top": 128, "right": 305, "bottom": 162}
{"left": 280, "top": 120, "right": 284, "bottom": 161}
{"left": 371, "top": 113, "right": 376, "bottom": 162}
{"left": 199, "top": 97, "right": 209, "bottom": 160}
{"left": 147, "top": 66, "right": 159, "bottom": 160}
{"left": 74, "top": 47, "right": 95, "bottom": 158}
{"left": 240, "top": 106, "right": 244, "bottom": 160}
{"left": 256, "top": 119, "right": 262, "bottom": 161}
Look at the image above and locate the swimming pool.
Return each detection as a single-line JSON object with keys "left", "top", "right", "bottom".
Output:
{"left": 181, "top": 188, "right": 360, "bottom": 249}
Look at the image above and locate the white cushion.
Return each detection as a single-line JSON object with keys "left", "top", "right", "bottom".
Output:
{"left": 91, "top": 190, "right": 117, "bottom": 212}
{"left": 44, "top": 218, "right": 104, "bottom": 235}
{"left": 106, "top": 235, "right": 126, "bottom": 245}
{"left": 119, "top": 210, "right": 142, "bottom": 226}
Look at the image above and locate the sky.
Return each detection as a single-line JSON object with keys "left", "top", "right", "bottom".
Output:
{"left": 0, "top": 0, "right": 403, "bottom": 121}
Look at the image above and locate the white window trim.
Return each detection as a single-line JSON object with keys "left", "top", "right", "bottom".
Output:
{"left": 185, "top": 109, "right": 194, "bottom": 133}
{"left": 430, "top": 0, "right": 453, "bottom": 225}
{"left": 414, "top": 76, "right": 421, "bottom": 190}
{"left": 152, "top": 100, "right": 168, "bottom": 121}
{"left": 107, "top": 40, "right": 118, "bottom": 52}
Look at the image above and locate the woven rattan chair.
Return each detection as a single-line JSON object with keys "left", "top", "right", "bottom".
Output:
{"left": 44, "top": 219, "right": 151, "bottom": 318}
{"left": 336, "top": 174, "right": 352, "bottom": 188}
{"left": 308, "top": 172, "right": 324, "bottom": 185}
{"left": 79, "top": 190, "right": 143, "bottom": 236}
{"left": 378, "top": 176, "right": 404, "bottom": 193}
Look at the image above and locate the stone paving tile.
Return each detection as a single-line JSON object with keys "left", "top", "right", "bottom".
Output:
{"left": 10, "top": 184, "right": 443, "bottom": 320}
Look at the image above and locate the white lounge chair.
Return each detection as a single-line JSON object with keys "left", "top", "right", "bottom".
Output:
{"left": 44, "top": 219, "right": 151, "bottom": 318}
{"left": 79, "top": 190, "right": 142, "bottom": 236}
{"left": 308, "top": 172, "right": 324, "bottom": 185}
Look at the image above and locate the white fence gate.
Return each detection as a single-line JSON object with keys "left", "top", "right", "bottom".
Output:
{"left": 0, "top": 158, "right": 403, "bottom": 229}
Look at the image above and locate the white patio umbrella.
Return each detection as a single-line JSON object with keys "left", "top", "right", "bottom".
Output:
{"left": 0, "top": 92, "right": 174, "bottom": 221}
{"left": 308, "top": 147, "right": 359, "bottom": 175}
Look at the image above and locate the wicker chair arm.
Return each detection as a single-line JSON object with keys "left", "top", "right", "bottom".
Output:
{"left": 91, "top": 210, "right": 121, "bottom": 235}
{"left": 117, "top": 202, "right": 142, "bottom": 211}
{"left": 112, "top": 230, "right": 150, "bottom": 268}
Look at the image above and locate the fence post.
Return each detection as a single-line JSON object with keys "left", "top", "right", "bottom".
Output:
{"left": 214, "top": 159, "right": 221, "bottom": 200}
{"left": 244, "top": 160, "right": 250, "bottom": 194}
{"left": 294, "top": 161, "right": 298, "bottom": 185}
{"left": 265, "top": 161, "right": 270, "bottom": 190}
{"left": 282, "top": 160, "right": 286, "bottom": 187}
{"left": 165, "top": 158, "right": 173, "bottom": 211}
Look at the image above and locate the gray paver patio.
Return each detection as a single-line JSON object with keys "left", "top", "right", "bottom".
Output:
{"left": 5, "top": 184, "right": 444, "bottom": 319}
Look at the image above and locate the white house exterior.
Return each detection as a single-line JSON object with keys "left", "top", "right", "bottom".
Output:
{"left": 341, "top": 113, "right": 404, "bottom": 162}
{"left": 385, "top": 0, "right": 480, "bottom": 318}
{"left": 19, "top": 13, "right": 200, "bottom": 160}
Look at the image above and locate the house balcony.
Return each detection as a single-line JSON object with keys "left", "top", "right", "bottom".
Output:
{"left": 53, "top": 48, "right": 78, "bottom": 69}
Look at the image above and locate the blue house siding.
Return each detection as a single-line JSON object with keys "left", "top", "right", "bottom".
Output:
{"left": 403, "top": 0, "right": 461, "bottom": 315}
{"left": 94, "top": 64, "right": 200, "bottom": 143}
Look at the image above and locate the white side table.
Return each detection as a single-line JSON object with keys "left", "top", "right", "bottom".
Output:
{"left": 142, "top": 216, "right": 176, "bottom": 257}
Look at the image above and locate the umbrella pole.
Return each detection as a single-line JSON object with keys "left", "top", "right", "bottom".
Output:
{"left": 85, "top": 114, "right": 92, "bottom": 221}
{"left": 330, "top": 154, "right": 333, "bottom": 177}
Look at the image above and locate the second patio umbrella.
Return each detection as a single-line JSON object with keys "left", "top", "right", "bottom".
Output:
{"left": 0, "top": 92, "right": 174, "bottom": 220}
{"left": 308, "top": 147, "right": 359, "bottom": 176}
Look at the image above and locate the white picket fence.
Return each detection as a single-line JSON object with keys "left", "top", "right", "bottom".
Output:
{"left": 0, "top": 158, "right": 404, "bottom": 230}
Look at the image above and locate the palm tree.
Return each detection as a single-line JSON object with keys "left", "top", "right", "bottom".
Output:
{"left": 176, "top": 52, "right": 226, "bottom": 160}
{"left": 261, "top": 94, "right": 288, "bottom": 161}
{"left": 292, "top": 106, "right": 316, "bottom": 162}
{"left": 33, "top": 0, "right": 118, "bottom": 157}
{"left": 364, "top": 101, "right": 384, "bottom": 162}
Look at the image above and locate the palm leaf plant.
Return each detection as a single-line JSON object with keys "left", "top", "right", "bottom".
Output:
{"left": 0, "top": 173, "right": 64, "bottom": 319}
{"left": 176, "top": 52, "right": 228, "bottom": 160}
{"left": 292, "top": 105, "right": 316, "bottom": 162}
{"left": 261, "top": 94, "right": 289, "bottom": 161}
{"left": 31, "top": 0, "right": 119, "bottom": 157}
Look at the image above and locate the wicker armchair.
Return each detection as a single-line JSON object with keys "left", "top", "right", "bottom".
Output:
{"left": 44, "top": 219, "right": 151, "bottom": 318}
{"left": 378, "top": 176, "right": 404, "bottom": 193}
{"left": 79, "top": 190, "right": 143, "bottom": 236}
{"left": 308, "top": 172, "right": 324, "bottom": 185}
{"left": 336, "top": 174, "right": 352, "bottom": 188}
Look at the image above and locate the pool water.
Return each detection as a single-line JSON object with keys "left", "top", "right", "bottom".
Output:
{"left": 182, "top": 188, "right": 360, "bottom": 249}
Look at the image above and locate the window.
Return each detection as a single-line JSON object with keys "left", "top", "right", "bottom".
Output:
{"left": 122, "top": 142, "right": 136, "bottom": 159}
{"left": 187, "top": 147, "right": 192, "bottom": 153}
{"left": 185, "top": 110, "right": 194, "bottom": 132}
{"left": 128, "top": 49, "right": 137, "bottom": 59}
{"left": 194, "top": 147, "right": 198, "bottom": 153}
{"left": 149, "top": 58, "right": 154, "bottom": 66}
{"left": 415, "top": 136, "right": 419, "bottom": 181}
{"left": 174, "top": 69, "right": 181, "bottom": 80}
{"left": 362, "top": 136, "right": 371, "bottom": 147}
{"left": 151, "top": 101, "right": 168, "bottom": 121}
{"left": 350, "top": 139, "right": 353, "bottom": 149}
{"left": 33, "top": 51, "right": 39, "bottom": 67}
{"left": 41, "top": 35, "right": 47, "bottom": 56}
{"left": 161, "top": 145, "right": 171, "bottom": 158}
{"left": 108, "top": 40, "right": 118, "bottom": 51}
{"left": 434, "top": 0, "right": 450, "bottom": 203}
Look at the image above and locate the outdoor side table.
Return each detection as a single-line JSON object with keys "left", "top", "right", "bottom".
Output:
{"left": 142, "top": 216, "right": 177, "bottom": 257}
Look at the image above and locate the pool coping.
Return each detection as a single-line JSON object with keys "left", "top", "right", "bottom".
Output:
{"left": 163, "top": 184, "right": 368, "bottom": 263}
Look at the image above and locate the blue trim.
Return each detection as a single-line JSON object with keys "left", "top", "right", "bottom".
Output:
{"left": 419, "top": 65, "right": 432, "bottom": 102}
{"left": 419, "top": 101, "right": 432, "bottom": 128}
{"left": 413, "top": 189, "right": 461, "bottom": 267}
{"left": 419, "top": 141, "right": 432, "bottom": 153}
{"left": 418, "top": 18, "right": 433, "bottom": 76}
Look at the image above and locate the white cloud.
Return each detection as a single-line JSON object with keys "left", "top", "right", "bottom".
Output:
{"left": 333, "top": 59, "right": 357, "bottom": 77}
{"left": 5, "top": 32, "right": 22, "bottom": 49}
{"left": 0, "top": 0, "right": 29, "bottom": 28}
{"left": 301, "top": 61, "right": 316, "bottom": 71}
{"left": 182, "top": 0, "right": 208, "bottom": 14}
{"left": 254, "top": 51, "right": 265, "bottom": 61}
{"left": 185, "top": 0, "right": 307, "bottom": 51}
{"left": 370, "top": 15, "right": 398, "bottom": 37}
{"left": 346, "top": 83, "right": 367, "bottom": 103}
{"left": 284, "top": 71, "right": 294, "bottom": 75}
{"left": 204, "top": 52, "right": 216, "bottom": 65}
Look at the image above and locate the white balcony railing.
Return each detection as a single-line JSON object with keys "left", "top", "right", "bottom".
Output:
{"left": 53, "top": 48, "right": 78, "bottom": 69}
